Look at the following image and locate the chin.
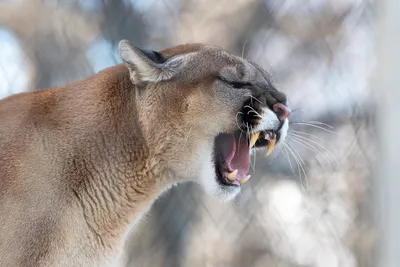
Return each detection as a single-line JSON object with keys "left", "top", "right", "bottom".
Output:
{"left": 199, "top": 171, "right": 242, "bottom": 202}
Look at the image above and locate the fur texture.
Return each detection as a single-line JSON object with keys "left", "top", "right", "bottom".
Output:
{"left": 0, "top": 40, "right": 289, "bottom": 266}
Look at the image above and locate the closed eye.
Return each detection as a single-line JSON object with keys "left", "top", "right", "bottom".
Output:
{"left": 217, "top": 77, "right": 252, "bottom": 89}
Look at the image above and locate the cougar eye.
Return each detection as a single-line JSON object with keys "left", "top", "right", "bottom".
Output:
{"left": 218, "top": 77, "right": 252, "bottom": 89}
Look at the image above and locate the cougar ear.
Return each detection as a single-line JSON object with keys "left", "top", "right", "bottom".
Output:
{"left": 118, "top": 40, "right": 173, "bottom": 84}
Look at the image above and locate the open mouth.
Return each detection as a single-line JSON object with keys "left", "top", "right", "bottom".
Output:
{"left": 213, "top": 130, "right": 280, "bottom": 186}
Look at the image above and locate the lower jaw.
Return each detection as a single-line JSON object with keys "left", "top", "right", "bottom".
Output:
{"left": 215, "top": 167, "right": 241, "bottom": 187}
{"left": 220, "top": 179, "right": 240, "bottom": 187}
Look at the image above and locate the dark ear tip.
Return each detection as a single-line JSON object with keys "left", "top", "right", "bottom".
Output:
{"left": 117, "top": 39, "right": 166, "bottom": 65}
{"left": 138, "top": 48, "right": 166, "bottom": 64}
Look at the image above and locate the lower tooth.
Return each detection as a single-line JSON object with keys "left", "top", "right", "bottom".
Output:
{"left": 239, "top": 175, "right": 251, "bottom": 184}
{"left": 226, "top": 169, "right": 238, "bottom": 181}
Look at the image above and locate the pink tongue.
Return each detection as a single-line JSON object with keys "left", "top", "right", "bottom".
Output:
{"left": 230, "top": 137, "right": 250, "bottom": 180}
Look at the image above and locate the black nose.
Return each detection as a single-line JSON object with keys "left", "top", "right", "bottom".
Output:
{"left": 273, "top": 103, "right": 291, "bottom": 121}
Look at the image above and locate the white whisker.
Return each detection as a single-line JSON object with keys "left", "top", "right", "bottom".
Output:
{"left": 283, "top": 143, "right": 306, "bottom": 191}
{"left": 244, "top": 93, "right": 263, "bottom": 105}
{"left": 283, "top": 143, "right": 304, "bottom": 190}
{"left": 250, "top": 125, "right": 256, "bottom": 171}
{"left": 288, "top": 132, "right": 337, "bottom": 164}
{"left": 279, "top": 146, "right": 296, "bottom": 176}
{"left": 289, "top": 130, "right": 324, "bottom": 142}
{"left": 235, "top": 111, "right": 246, "bottom": 133}
{"left": 304, "top": 120, "right": 334, "bottom": 129}
{"left": 286, "top": 140, "right": 305, "bottom": 165}
{"left": 290, "top": 122, "right": 337, "bottom": 135}
{"left": 240, "top": 122, "right": 250, "bottom": 156}
{"left": 286, "top": 140, "right": 309, "bottom": 190}
{"left": 291, "top": 120, "right": 334, "bottom": 129}
{"left": 237, "top": 128, "right": 244, "bottom": 156}
{"left": 244, "top": 105, "right": 262, "bottom": 118}
{"left": 288, "top": 134, "right": 334, "bottom": 173}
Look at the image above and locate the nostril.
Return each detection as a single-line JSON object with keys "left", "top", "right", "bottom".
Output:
{"left": 273, "top": 103, "right": 291, "bottom": 121}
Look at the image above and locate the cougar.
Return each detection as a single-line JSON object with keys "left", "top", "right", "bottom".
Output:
{"left": 0, "top": 40, "right": 290, "bottom": 266}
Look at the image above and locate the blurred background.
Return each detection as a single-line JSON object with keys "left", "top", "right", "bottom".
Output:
{"left": 0, "top": 0, "right": 395, "bottom": 266}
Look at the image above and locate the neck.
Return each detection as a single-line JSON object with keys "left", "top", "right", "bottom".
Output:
{"left": 65, "top": 65, "right": 171, "bottom": 246}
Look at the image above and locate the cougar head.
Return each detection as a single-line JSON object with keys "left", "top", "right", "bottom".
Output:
{"left": 118, "top": 40, "right": 290, "bottom": 202}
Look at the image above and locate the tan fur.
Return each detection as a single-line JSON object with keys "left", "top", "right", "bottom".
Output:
{"left": 0, "top": 41, "right": 288, "bottom": 266}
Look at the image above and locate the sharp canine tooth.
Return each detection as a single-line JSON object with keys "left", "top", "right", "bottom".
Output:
{"left": 240, "top": 175, "right": 251, "bottom": 184}
{"left": 227, "top": 169, "right": 238, "bottom": 181}
{"left": 266, "top": 138, "right": 276, "bottom": 156}
{"left": 249, "top": 132, "right": 260, "bottom": 148}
